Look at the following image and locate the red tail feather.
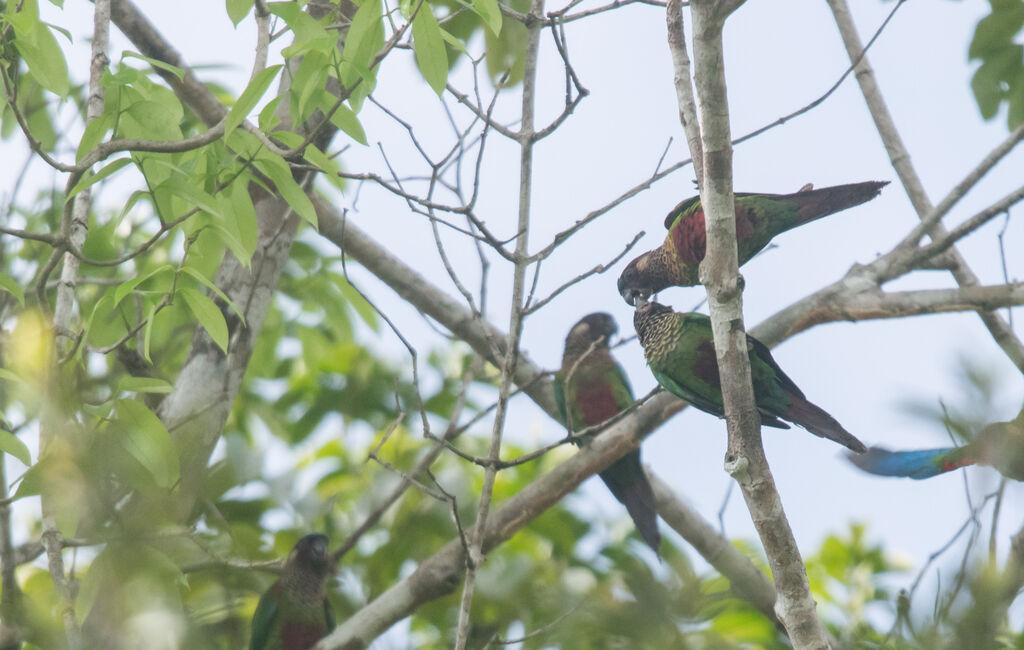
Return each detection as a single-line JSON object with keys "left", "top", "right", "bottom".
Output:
{"left": 783, "top": 396, "right": 866, "bottom": 453}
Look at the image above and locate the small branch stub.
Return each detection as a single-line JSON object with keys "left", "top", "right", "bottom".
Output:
{"left": 724, "top": 453, "right": 751, "bottom": 483}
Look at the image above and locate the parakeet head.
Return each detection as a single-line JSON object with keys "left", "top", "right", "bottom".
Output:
{"left": 632, "top": 297, "right": 671, "bottom": 317}
{"left": 632, "top": 298, "right": 674, "bottom": 342}
{"left": 617, "top": 255, "right": 654, "bottom": 306}
{"left": 564, "top": 313, "right": 618, "bottom": 356}
{"left": 287, "top": 534, "right": 331, "bottom": 576}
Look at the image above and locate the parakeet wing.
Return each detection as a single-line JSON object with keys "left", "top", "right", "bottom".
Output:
{"left": 249, "top": 587, "right": 278, "bottom": 650}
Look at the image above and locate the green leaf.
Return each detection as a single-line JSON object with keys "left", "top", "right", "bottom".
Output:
{"left": 142, "top": 302, "right": 156, "bottom": 363}
{"left": 13, "top": 459, "right": 46, "bottom": 499}
{"left": 472, "top": 0, "right": 502, "bottom": 37}
{"left": 123, "top": 99, "right": 184, "bottom": 140}
{"left": 180, "top": 266, "right": 246, "bottom": 324}
{"left": 258, "top": 95, "right": 284, "bottom": 132}
{"left": 121, "top": 51, "right": 186, "bottom": 81}
{"left": 160, "top": 173, "right": 222, "bottom": 217}
{"left": 0, "top": 430, "right": 31, "bottom": 465}
{"left": 115, "top": 399, "right": 180, "bottom": 488}
{"left": 0, "top": 273, "right": 25, "bottom": 306}
{"left": 303, "top": 143, "right": 345, "bottom": 190}
{"left": 332, "top": 272, "right": 379, "bottom": 331}
{"left": 253, "top": 153, "right": 318, "bottom": 227}
{"left": 440, "top": 27, "right": 470, "bottom": 58}
{"left": 76, "top": 110, "right": 115, "bottom": 161}
{"left": 319, "top": 98, "right": 367, "bottom": 145}
{"left": 67, "top": 158, "right": 132, "bottom": 200}
{"left": 75, "top": 544, "right": 113, "bottom": 620}
{"left": 118, "top": 376, "right": 174, "bottom": 394}
{"left": 179, "top": 287, "right": 229, "bottom": 353}
{"left": 972, "top": 57, "right": 1010, "bottom": 119}
{"left": 289, "top": 51, "right": 329, "bottom": 125}
{"left": 226, "top": 0, "right": 254, "bottom": 25}
{"left": 270, "top": 1, "right": 332, "bottom": 57}
{"left": 11, "top": 0, "right": 70, "bottom": 96}
{"left": 226, "top": 64, "right": 282, "bottom": 136}
{"left": 228, "top": 182, "right": 258, "bottom": 261}
{"left": 340, "top": 0, "right": 384, "bottom": 90}
{"left": 1010, "top": 67, "right": 1024, "bottom": 128}
{"left": 0, "top": 368, "right": 24, "bottom": 385}
{"left": 113, "top": 264, "right": 173, "bottom": 308}
{"left": 412, "top": 8, "right": 448, "bottom": 95}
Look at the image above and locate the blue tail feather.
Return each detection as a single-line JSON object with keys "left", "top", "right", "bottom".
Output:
{"left": 848, "top": 447, "right": 958, "bottom": 479}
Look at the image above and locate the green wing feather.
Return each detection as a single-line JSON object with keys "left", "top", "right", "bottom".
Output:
{"left": 746, "top": 336, "right": 803, "bottom": 398}
{"left": 652, "top": 368, "right": 723, "bottom": 416}
{"left": 249, "top": 586, "right": 278, "bottom": 650}
{"left": 608, "top": 361, "right": 635, "bottom": 407}
{"left": 324, "top": 598, "right": 336, "bottom": 632}
{"left": 552, "top": 376, "right": 568, "bottom": 425}
{"left": 663, "top": 192, "right": 763, "bottom": 229}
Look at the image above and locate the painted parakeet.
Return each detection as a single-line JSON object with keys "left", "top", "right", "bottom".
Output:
{"left": 633, "top": 299, "right": 867, "bottom": 453}
{"left": 553, "top": 313, "right": 661, "bottom": 552}
{"left": 250, "top": 534, "right": 335, "bottom": 650}
{"left": 849, "top": 417, "right": 1024, "bottom": 480}
{"left": 617, "top": 181, "right": 888, "bottom": 305}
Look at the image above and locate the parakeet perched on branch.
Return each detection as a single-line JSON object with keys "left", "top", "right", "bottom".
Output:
{"left": 633, "top": 299, "right": 866, "bottom": 453}
{"left": 849, "top": 416, "right": 1024, "bottom": 480}
{"left": 554, "top": 313, "right": 660, "bottom": 552}
{"left": 250, "top": 534, "right": 335, "bottom": 650}
{"left": 618, "top": 181, "right": 888, "bottom": 304}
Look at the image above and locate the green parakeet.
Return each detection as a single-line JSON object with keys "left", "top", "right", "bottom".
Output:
{"left": 250, "top": 534, "right": 335, "bottom": 650}
{"left": 618, "top": 181, "right": 887, "bottom": 304}
{"left": 554, "top": 313, "right": 660, "bottom": 552}
{"left": 633, "top": 299, "right": 866, "bottom": 453}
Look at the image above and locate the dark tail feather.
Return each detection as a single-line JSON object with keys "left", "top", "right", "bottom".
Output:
{"left": 783, "top": 397, "right": 867, "bottom": 453}
{"left": 847, "top": 446, "right": 973, "bottom": 479}
{"left": 598, "top": 450, "right": 661, "bottom": 554}
{"left": 790, "top": 180, "right": 888, "bottom": 227}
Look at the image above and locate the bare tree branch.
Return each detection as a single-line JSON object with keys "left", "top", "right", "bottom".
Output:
{"left": 687, "top": 1, "right": 831, "bottom": 646}
{"left": 827, "top": 0, "right": 1024, "bottom": 373}
{"left": 454, "top": 2, "right": 545, "bottom": 644}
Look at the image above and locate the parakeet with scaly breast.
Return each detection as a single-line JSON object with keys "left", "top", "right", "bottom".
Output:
{"left": 633, "top": 299, "right": 866, "bottom": 453}
{"left": 554, "top": 313, "right": 660, "bottom": 552}
{"left": 618, "top": 181, "right": 888, "bottom": 304}
{"left": 250, "top": 534, "right": 335, "bottom": 650}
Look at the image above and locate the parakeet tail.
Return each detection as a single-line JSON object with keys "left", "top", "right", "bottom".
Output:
{"left": 847, "top": 446, "right": 974, "bottom": 479}
{"left": 791, "top": 181, "right": 889, "bottom": 227}
{"left": 782, "top": 397, "right": 867, "bottom": 453}
{"left": 598, "top": 451, "right": 661, "bottom": 554}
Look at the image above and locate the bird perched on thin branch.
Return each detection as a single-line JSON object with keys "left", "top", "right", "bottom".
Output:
{"left": 554, "top": 313, "right": 660, "bottom": 552}
{"left": 633, "top": 299, "right": 866, "bottom": 453}
{"left": 250, "top": 534, "right": 335, "bottom": 650}
{"left": 618, "top": 181, "right": 888, "bottom": 305}
{"left": 849, "top": 414, "right": 1024, "bottom": 480}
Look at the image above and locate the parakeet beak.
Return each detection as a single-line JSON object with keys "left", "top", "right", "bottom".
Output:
{"left": 621, "top": 287, "right": 647, "bottom": 306}
{"left": 633, "top": 293, "right": 649, "bottom": 309}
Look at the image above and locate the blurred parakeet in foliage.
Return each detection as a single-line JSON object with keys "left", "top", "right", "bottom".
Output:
{"left": 633, "top": 299, "right": 867, "bottom": 453}
{"left": 554, "top": 313, "right": 661, "bottom": 553}
{"left": 617, "top": 181, "right": 888, "bottom": 304}
{"left": 849, "top": 413, "right": 1024, "bottom": 480}
{"left": 250, "top": 534, "right": 335, "bottom": 650}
